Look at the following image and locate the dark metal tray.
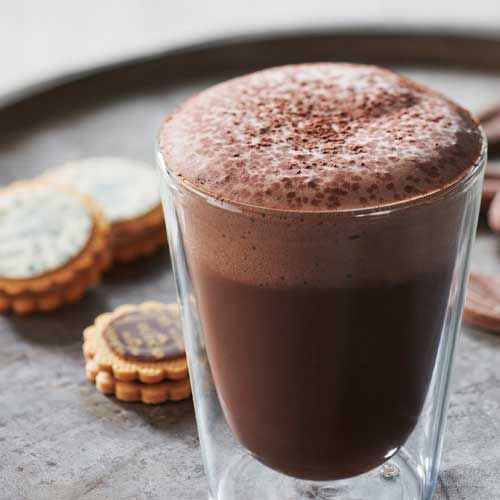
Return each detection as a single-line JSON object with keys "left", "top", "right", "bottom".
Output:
{"left": 1, "top": 30, "right": 500, "bottom": 500}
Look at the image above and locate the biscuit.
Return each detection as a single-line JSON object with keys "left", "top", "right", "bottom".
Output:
{"left": 482, "top": 178, "right": 500, "bottom": 214}
{"left": 480, "top": 160, "right": 500, "bottom": 214}
{"left": 0, "top": 180, "right": 111, "bottom": 314}
{"left": 112, "top": 220, "right": 167, "bottom": 263}
{"left": 85, "top": 359, "right": 191, "bottom": 404}
{"left": 463, "top": 272, "right": 500, "bottom": 334}
{"left": 488, "top": 188, "right": 500, "bottom": 231}
{"left": 478, "top": 103, "right": 500, "bottom": 155}
{"left": 83, "top": 301, "right": 188, "bottom": 383}
{"left": 485, "top": 159, "right": 500, "bottom": 180}
{"left": 43, "top": 157, "right": 166, "bottom": 262}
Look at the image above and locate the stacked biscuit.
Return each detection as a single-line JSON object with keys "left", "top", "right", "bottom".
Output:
{"left": 83, "top": 302, "right": 191, "bottom": 404}
{"left": 0, "top": 157, "right": 166, "bottom": 314}
{"left": 478, "top": 105, "right": 500, "bottom": 214}
{"left": 43, "top": 157, "right": 166, "bottom": 263}
{"left": 465, "top": 104, "right": 500, "bottom": 335}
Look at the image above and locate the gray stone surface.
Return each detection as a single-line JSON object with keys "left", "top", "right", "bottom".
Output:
{"left": 1, "top": 35, "right": 500, "bottom": 499}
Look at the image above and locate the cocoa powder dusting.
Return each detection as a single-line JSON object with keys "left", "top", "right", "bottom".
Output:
{"left": 160, "top": 63, "right": 482, "bottom": 211}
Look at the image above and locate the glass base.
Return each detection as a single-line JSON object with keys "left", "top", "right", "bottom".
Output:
{"left": 214, "top": 451, "right": 426, "bottom": 500}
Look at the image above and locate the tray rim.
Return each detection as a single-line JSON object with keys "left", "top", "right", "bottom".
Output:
{"left": 2, "top": 25, "right": 500, "bottom": 111}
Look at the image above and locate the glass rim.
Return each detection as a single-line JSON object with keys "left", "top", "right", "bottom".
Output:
{"left": 156, "top": 127, "right": 487, "bottom": 219}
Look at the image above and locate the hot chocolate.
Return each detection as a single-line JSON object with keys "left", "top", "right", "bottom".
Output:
{"left": 159, "top": 64, "right": 482, "bottom": 480}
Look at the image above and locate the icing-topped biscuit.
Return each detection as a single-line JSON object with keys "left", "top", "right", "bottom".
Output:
{"left": 44, "top": 157, "right": 166, "bottom": 262}
{"left": 83, "top": 302, "right": 188, "bottom": 383}
{"left": 0, "top": 185, "right": 92, "bottom": 279}
{"left": 0, "top": 180, "right": 111, "bottom": 314}
{"left": 45, "top": 157, "right": 159, "bottom": 222}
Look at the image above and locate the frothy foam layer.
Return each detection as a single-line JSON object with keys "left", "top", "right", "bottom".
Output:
{"left": 160, "top": 63, "right": 482, "bottom": 211}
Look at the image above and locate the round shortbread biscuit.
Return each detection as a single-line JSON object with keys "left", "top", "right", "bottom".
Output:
{"left": 463, "top": 272, "right": 500, "bottom": 334}
{"left": 485, "top": 159, "right": 500, "bottom": 179}
{"left": 0, "top": 183, "right": 93, "bottom": 279}
{"left": 479, "top": 104, "right": 500, "bottom": 156}
{"left": 488, "top": 188, "right": 500, "bottom": 232}
{"left": 112, "top": 229, "right": 167, "bottom": 263}
{"left": 83, "top": 302, "right": 188, "bottom": 383}
{"left": 482, "top": 178, "right": 500, "bottom": 214}
{"left": 44, "top": 157, "right": 160, "bottom": 223}
{"left": 44, "top": 157, "right": 166, "bottom": 262}
{"left": 0, "top": 180, "right": 111, "bottom": 314}
{"left": 86, "top": 360, "right": 191, "bottom": 404}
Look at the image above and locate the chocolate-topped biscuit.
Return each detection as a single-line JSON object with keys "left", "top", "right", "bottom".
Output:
{"left": 83, "top": 302, "right": 188, "bottom": 383}
{"left": 485, "top": 160, "right": 500, "bottom": 179}
{"left": 481, "top": 178, "right": 500, "bottom": 214}
{"left": 463, "top": 272, "right": 500, "bottom": 334}
{"left": 103, "top": 308, "right": 184, "bottom": 362}
{"left": 478, "top": 103, "right": 500, "bottom": 155}
{"left": 480, "top": 161, "right": 500, "bottom": 214}
{"left": 85, "top": 359, "right": 191, "bottom": 404}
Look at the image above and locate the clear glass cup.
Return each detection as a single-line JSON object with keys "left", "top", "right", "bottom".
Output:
{"left": 157, "top": 134, "right": 486, "bottom": 500}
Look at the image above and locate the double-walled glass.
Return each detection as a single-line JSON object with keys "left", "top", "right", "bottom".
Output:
{"left": 158, "top": 138, "right": 485, "bottom": 500}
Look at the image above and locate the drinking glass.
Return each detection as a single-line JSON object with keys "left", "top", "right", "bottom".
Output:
{"left": 157, "top": 135, "right": 486, "bottom": 500}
